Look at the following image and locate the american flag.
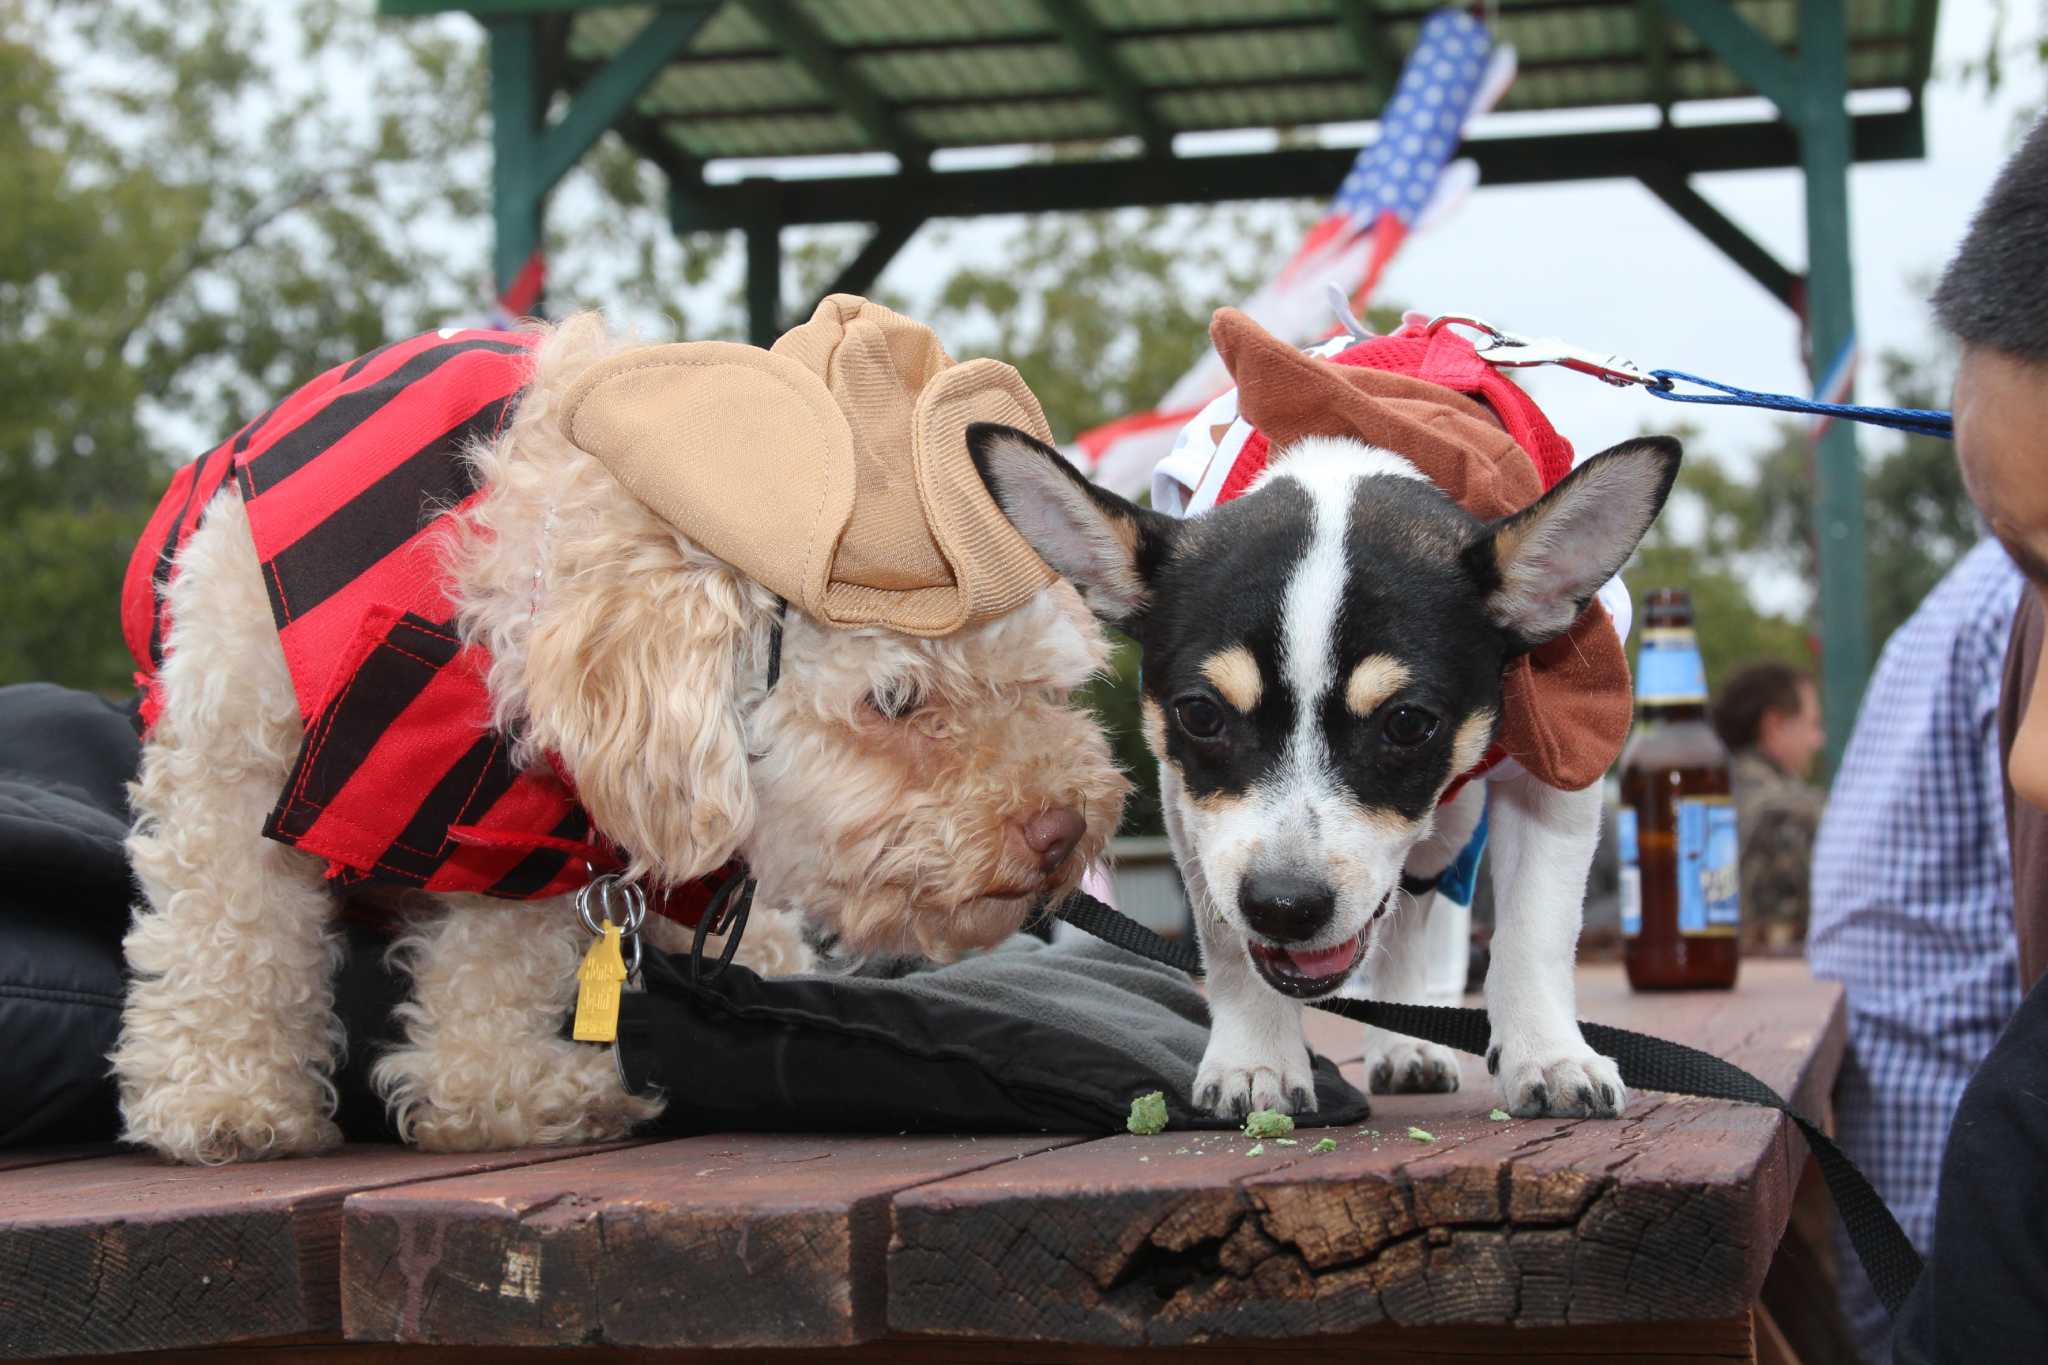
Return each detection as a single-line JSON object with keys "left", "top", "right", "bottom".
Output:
{"left": 1072, "top": 8, "right": 1513, "bottom": 497}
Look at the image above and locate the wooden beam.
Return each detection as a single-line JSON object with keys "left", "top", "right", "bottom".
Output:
{"left": 529, "top": 4, "right": 715, "bottom": 195}
{"left": 746, "top": 208, "right": 783, "bottom": 348}
{"left": 488, "top": 16, "right": 549, "bottom": 305}
{"left": 341, "top": 1134, "right": 1082, "bottom": 1347}
{"left": 0, "top": 1144, "right": 640, "bottom": 1357}
{"left": 1798, "top": 0, "right": 1869, "bottom": 766}
{"left": 1660, "top": 0, "right": 1802, "bottom": 113}
{"left": 816, "top": 216, "right": 924, "bottom": 307}
{"left": 669, "top": 110, "right": 1925, "bottom": 231}
{"left": 1640, "top": 170, "right": 1799, "bottom": 309}
{"left": 749, "top": 0, "right": 930, "bottom": 168}
{"left": 1638, "top": 0, "right": 1673, "bottom": 118}
{"left": 1038, "top": 0, "right": 1171, "bottom": 154}
{"left": 635, "top": 38, "right": 1916, "bottom": 128}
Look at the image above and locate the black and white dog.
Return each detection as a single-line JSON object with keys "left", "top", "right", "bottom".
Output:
{"left": 969, "top": 422, "right": 1679, "bottom": 1120}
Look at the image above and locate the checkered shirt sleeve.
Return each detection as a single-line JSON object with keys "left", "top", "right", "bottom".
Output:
{"left": 1805, "top": 536, "right": 2025, "bottom": 1358}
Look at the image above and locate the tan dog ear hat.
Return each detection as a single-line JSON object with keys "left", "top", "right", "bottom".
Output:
{"left": 559, "top": 294, "right": 1056, "bottom": 637}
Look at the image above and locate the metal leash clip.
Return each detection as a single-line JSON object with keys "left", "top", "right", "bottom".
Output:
{"left": 690, "top": 871, "right": 756, "bottom": 984}
{"left": 1424, "top": 314, "right": 1670, "bottom": 390}
{"left": 575, "top": 873, "right": 648, "bottom": 984}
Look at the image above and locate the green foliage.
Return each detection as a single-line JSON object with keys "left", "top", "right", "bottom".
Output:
{"left": 2, "top": 1, "right": 495, "bottom": 691}
{"left": 1622, "top": 348, "right": 1978, "bottom": 700}
{"left": 912, "top": 206, "right": 1323, "bottom": 442}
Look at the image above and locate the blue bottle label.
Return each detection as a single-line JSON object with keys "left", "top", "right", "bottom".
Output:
{"left": 1636, "top": 628, "right": 1708, "bottom": 704}
{"left": 1617, "top": 806, "right": 1640, "bottom": 937}
{"left": 1676, "top": 797, "right": 1740, "bottom": 935}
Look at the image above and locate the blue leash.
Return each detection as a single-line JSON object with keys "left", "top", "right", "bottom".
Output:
{"left": 1644, "top": 369, "right": 1953, "bottom": 439}
{"left": 1420, "top": 314, "right": 1955, "bottom": 440}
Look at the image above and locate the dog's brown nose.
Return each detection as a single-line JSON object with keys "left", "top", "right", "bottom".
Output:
{"left": 1018, "top": 807, "right": 1086, "bottom": 874}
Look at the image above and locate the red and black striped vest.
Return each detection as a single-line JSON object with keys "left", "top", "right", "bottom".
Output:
{"left": 122, "top": 328, "right": 723, "bottom": 915}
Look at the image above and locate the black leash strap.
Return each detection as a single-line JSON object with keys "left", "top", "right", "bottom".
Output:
{"left": 1053, "top": 890, "right": 1922, "bottom": 1316}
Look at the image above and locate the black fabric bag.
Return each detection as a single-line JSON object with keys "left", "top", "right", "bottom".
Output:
{"left": 0, "top": 682, "right": 1366, "bottom": 1147}
{"left": 0, "top": 683, "right": 140, "bottom": 1147}
{"left": 609, "top": 937, "right": 1369, "bottom": 1136}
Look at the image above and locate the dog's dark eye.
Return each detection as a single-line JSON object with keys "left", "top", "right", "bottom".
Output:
{"left": 868, "top": 684, "right": 921, "bottom": 720}
{"left": 1381, "top": 704, "right": 1439, "bottom": 748}
{"left": 1174, "top": 696, "right": 1226, "bottom": 741}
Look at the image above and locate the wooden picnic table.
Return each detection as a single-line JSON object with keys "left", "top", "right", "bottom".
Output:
{"left": 0, "top": 960, "right": 1843, "bottom": 1363}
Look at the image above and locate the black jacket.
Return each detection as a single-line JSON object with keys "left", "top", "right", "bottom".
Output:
{"left": 0, "top": 683, "right": 138, "bottom": 1146}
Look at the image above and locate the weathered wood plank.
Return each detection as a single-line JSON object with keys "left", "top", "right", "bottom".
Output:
{"left": 889, "top": 962, "right": 1842, "bottom": 1345}
{"left": 341, "top": 1133, "right": 1083, "bottom": 1349}
{"left": 0, "top": 1143, "right": 638, "bottom": 1359}
{"left": 0, "top": 1143, "right": 123, "bottom": 1174}
{"left": 45, "top": 1313, "right": 1759, "bottom": 1362}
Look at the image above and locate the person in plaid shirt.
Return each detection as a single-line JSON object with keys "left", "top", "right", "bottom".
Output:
{"left": 1807, "top": 535, "right": 2024, "bottom": 1362}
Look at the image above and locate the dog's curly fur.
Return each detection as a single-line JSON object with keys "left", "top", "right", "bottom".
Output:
{"left": 114, "top": 313, "right": 1129, "bottom": 1165}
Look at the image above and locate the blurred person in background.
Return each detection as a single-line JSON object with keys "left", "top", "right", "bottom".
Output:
{"left": 1713, "top": 660, "right": 1828, "bottom": 950}
{"left": 1805, "top": 538, "right": 2024, "bottom": 1362}
{"left": 1878, "top": 112, "right": 2048, "bottom": 1362}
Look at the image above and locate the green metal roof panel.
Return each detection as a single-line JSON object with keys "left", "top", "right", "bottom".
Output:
{"left": 1091, "top": 0, "right": 1338, "bottom": 24}
{"left": 907, "top": 95, "right": 1124, "bottom": 144}
{"left": 805, "top": 0, "right": 1052, "bottom": 45}
{"left": 564, "top": 5, "right": 652, "bottom": 63}
{"left": 394, "top": 0, "right": 1938, "bottom": 166}
{"left": 667, "top": 111, "right": 867, "bottom": 158}
{"left": 856, "top": 45, "right": 1089, "bottom": 100}
{"left": 639, "top": 58, "right": 822, "bottom": 114}
{"left": 688, "top": 3, "right": 779, "bottom": 53}
{"left": 1121, "top": 27, "right": 1355, "bottom": 84}
{"left": 1155, "top": 80, "right": 1375, "bottom": 128}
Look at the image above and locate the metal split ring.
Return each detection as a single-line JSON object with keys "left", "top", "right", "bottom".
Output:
{"left": 576, "top": 874, "right": 647, "bottom": 980}
{"left": 576, "top": 874, "right": 648, "bottom": 938}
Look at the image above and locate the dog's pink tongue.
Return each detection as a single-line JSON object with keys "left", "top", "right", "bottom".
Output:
{"left": 1283, "top": 939, "right": 1359, "bottom": 978}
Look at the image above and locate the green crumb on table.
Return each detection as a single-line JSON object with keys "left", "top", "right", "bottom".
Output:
{"left": 1273, "top": 1138, "right": 1299, "bottom": 1147}
{"left": 1489, "top": 1108, "right": 1511, "bottom": 1122}
{"left": 1311, "top": 1137, "right": 1338, "bottom": 1153}
{"left": 1242, "top": 1109, "right": 1295, "bottom": 1139}
{"left": 1245, "top": 1143, "right": 1266, "bottom": 1157}
{"left": 1407, "top": 1126, "right": 1436, "bottom": 1143}
{"left": 1127, "top": 1091, "right": 1168, "bottom": 1136}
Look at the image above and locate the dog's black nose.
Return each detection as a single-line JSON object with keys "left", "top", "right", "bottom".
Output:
{"left": 1238, "top": 874, "right": 1336, "bottom": 943}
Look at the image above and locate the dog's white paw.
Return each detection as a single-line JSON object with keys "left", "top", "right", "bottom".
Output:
{"left": 1365, "top": 1035, "right": 1462, "bottom": 1094}
{"left": 1485, "top": 1036, "right": 1626, "bottom": 1118}
{"left": 120, "top": 1079, "right": 341, "bottom": 1165}
{"left": 383, "top": 1037, "right": 665, "bottom": 1153}
{"left": 1193, "top": 1035, "right": 1317, "bottom": 1119}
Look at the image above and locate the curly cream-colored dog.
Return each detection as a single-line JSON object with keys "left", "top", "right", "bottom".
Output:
{"left": 113, "top": 295, "right": 1127, "bottom": 1165}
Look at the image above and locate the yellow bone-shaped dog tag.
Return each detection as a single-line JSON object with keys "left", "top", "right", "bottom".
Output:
{"left": 573, "top": 921, "right": 628, "bottom": 1044}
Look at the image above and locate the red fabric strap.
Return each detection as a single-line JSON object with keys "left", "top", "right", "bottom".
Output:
{"left": 444, "top": 823, "right": 737, "bottom": 928}
{"left": 1215, "top": 321, "right": 1575, "bottom": 505}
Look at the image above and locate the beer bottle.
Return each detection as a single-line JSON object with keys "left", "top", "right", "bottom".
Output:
{"left": 1617, "top": 588, "right": 1739, "bottom": 990}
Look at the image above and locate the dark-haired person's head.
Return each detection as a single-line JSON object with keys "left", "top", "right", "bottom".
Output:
{"left": 1712, "top": 660, "right": 1822, "bottom": 779}
{"left": 1939, "top": 115, "right": 2048, "bottom": 809}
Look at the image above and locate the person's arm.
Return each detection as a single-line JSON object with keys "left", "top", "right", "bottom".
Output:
{"left": 1891, "top": 586, "right": 2048, "bottom": 1362}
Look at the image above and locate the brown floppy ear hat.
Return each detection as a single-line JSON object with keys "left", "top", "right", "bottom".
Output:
{"left": 1207, "top": 307, "right": 1636, "bottom": 793}
{"left": 558, "top": 294, "right": 1056, "bottom": 637}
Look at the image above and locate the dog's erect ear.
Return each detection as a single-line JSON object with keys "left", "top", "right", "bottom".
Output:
{"left": 967, "top": 422, "right": 1174, "bottom": 626}
{"left": 1469, "top": 436, "right": 1682, "bottom": 650}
